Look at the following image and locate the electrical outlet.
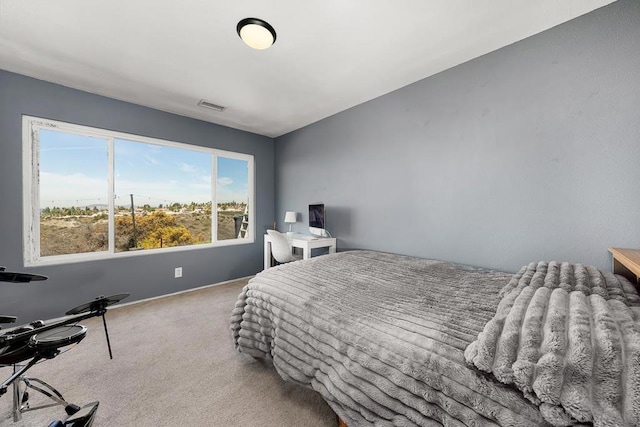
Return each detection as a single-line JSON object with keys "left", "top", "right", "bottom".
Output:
{"left": 174, "top": 267, "right": 182, "bottom": 278}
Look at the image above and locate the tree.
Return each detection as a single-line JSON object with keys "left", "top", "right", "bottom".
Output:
{"left": 140, "top": 225, "right": 194, "bottom": 249}
{"left": 115, "top": 210, "right": 197, "bottom": 250}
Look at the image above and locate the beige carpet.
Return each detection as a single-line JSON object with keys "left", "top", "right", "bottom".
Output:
{"left": 0, "top": 279, "right": 337, "bottom": 426}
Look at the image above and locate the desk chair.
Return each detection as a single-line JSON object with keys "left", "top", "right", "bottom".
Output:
{"left": 266, "top": 230, "right": 303, "bottom": 264}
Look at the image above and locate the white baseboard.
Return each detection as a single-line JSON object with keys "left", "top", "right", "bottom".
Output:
{"left": 108, "top": 275, "right": 254, "bottom": 311}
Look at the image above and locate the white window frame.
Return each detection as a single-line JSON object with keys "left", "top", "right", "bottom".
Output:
{"left": 23, "top": 115, "right": 255, "bottom": 267}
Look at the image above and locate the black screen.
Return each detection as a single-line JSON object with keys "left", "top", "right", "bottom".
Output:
{"left": 309, "top": 204, "right": 325, "bottom": 229}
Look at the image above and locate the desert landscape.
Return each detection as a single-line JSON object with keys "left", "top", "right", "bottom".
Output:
{"left": 39, "top": 203, "right": 247, "bottom": 257}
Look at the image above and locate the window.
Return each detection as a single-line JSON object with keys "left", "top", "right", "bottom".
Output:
{"left": 23, "top": 116, "right": 255, "bottom": 266}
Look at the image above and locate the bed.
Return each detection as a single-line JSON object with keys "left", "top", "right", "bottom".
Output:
{"left": 230, "top": 250, "right": 640, "bottom": 426}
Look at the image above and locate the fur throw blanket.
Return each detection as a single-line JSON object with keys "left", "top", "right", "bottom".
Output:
{"left": 465, "top": 261, "right": 640, "bottom": 426}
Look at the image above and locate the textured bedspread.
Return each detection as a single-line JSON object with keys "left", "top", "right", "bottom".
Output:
{"left": 230, "top": 250, "right": 547, "bottom": 426}
{"left": 465, "top": 261, "right": 640, "bottom": 426}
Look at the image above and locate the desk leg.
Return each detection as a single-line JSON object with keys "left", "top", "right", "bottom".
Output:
{"left": 303, "top": 242, "right": 311, "bottom": 260}
{"left": 613, "top": 258, "right": 639, "bottom": 285}
{"left": 613, "top": 258, "right": 625, "bottom": 275}
{"left": 328, "top": 244, "right": 336, "bottom": 255}
{"left": 264, "top": 240, "right": 272, "bottom": 270}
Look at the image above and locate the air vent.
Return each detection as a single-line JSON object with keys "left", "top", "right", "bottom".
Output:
{"left": 197, "top": 100, "right": 226, "bottom": 112}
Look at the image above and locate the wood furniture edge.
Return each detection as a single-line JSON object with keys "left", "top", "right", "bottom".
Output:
{"left": 609, "top": 247, "right": 640, "bottom": 294}
{"left": 338, "top": 417, "right": 348, "bottom": 427}
{"left": 609, "top": 247, "right": 640, "bottom": 277}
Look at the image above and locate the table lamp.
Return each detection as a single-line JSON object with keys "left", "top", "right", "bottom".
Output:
{"left": 284, "top": 211, "right": 297, "bottom": 235}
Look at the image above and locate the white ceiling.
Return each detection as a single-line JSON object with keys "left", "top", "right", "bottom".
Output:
{"left": 0, "top": 0, "right": 615, "bottom": 138}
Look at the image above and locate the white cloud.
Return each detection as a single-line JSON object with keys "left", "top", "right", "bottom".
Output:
{"left": 190, "top": 182, "right": 212, "bottom": 191}
{"left": 39, "top": 172, "right": 212, "bottom": 207}
{"left": 217, "top": 177, "right": 233, "bottom": 186}
{"left": 180, "top": 162, "right": 198, "bottom": 173}
{"left": 39, "top": 172, "right": 108, "bottom": 207}
{"left": 142, "top": 155, "right": 160, "bottom": 166}
{"left": 217, "top": 189, "right": 249, "bottom": 204}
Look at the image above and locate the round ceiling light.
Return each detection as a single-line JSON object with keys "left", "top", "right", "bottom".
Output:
{"left": 237, "top": 18, "right": 276, "bottom": 50}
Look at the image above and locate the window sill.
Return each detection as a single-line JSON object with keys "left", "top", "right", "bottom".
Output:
{"left": 24, "top": 237, "right": 255, "bottom": 267}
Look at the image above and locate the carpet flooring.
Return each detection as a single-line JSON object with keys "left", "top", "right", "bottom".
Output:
{"left": 0, "top": 279, "right": 337, "bottom": 426}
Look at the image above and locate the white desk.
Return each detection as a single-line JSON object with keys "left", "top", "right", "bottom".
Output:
{"left": 264, "top": 233, "right": 337, "bottom": 270}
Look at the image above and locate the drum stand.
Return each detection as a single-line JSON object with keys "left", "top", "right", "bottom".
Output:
{"left": 4, "top": 357, "right": 80, "bottom": 422}
{"left": 1, "top": 272, "right": 117, "bottom": 426}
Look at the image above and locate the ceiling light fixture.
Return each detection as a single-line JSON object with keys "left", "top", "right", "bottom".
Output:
{"left": 237, "top": 18, "right": 276, "bottom": 50}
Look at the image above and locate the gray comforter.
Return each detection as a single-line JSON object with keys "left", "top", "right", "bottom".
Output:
{"left": 231, "top": 251, "right": 547, "bottom": 426}
{"left": 231, "top": 251, "right": 640, "bottom": 426}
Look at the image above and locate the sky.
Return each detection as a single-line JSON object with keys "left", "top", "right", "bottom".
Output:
{"left": 38, "top": 129, "right": 249, "bottom": 208}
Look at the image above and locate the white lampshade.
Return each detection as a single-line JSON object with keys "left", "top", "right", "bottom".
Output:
{"left": 284, "top": 211, "right": 297, "bottom": 223}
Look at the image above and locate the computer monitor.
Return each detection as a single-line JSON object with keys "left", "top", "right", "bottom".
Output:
{"left": 308, "top": 203, "right": 326, "bottom": 237}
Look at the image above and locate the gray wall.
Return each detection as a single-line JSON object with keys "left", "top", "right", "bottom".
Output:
{"left": 0, "top": 71, "right": 274, "bottom": 321}
{"left": 275, "top": 0, "right": 640, "bottom": 273}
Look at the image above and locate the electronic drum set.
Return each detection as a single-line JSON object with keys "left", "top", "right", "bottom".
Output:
{"left": 0, "top": 266, "right": 129, "bottom": 426}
